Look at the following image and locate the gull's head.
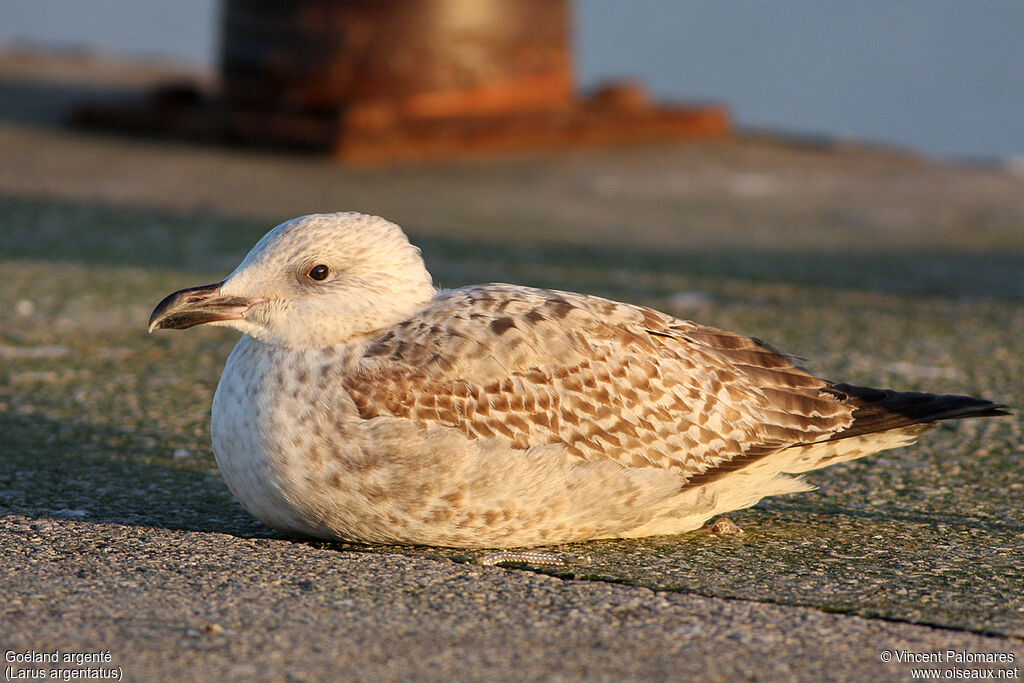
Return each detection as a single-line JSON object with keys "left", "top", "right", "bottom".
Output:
{"left": 148, "top": 212, "right": 435, "bottom": 348}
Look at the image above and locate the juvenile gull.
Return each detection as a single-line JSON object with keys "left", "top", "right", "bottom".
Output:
{"left": 149, "top": 212, "right": 1007, "bottom": 548}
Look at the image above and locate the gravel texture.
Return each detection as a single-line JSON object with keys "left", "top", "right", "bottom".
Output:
{"left": 3, "top": 517, "right": 1022, "bottom": 682}
{"left": 1, "top": 76, "right": 1023, "bottom": 680}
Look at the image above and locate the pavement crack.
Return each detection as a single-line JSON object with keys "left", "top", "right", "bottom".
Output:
{"left": 466, "top": 558, "right": 1024, "bottom": 642}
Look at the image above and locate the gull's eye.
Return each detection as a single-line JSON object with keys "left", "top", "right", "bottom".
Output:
{"left": 308, "top": 264, "right": 330, "bottom": 281}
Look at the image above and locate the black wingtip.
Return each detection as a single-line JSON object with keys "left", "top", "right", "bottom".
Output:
{"left": 823, "top": 383, "right": 1010, "bottom": 441}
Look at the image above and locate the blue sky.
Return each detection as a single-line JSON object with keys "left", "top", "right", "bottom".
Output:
{"left": 2, "top": 1, "right": 1022, "bottom": 160}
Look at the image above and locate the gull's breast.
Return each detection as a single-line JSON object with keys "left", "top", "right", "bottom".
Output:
{"left": 211, "top": 335, "right": 361, "bottom": 538}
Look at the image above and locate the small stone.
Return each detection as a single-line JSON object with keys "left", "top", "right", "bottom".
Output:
{"left": 666, "top": 291, "right": 711, "bottom": 311}
{"left": 172, "top": 448, "right": 194, "bottom": 459}
{"left": 53, "top": 508, "right": 88, "bottom": 518}
{"left": 709, "top": 517, "right": 743, "bottom": 535}
{"left": 15, "top": 299, "right": 35, "bottom": 316}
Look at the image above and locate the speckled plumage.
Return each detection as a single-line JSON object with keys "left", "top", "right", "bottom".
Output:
{"left": 149, "top": 212, "right": 1007, "bottom": 548}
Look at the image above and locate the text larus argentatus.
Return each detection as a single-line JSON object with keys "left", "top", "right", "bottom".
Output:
{"left": 149, "top": 212, "right": 1008, "bottom": 548}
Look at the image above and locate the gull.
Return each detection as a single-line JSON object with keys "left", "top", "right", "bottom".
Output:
{"left": 149, "top": 213, "right": 1007, "bottom": 548}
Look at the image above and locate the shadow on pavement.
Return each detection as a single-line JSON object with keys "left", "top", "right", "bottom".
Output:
{"left": 0, "top": 408, "right": 265, "bottom": 538}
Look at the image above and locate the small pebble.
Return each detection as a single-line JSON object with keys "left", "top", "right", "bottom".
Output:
{"left": 187, "top": 622, "right": 224, "bottom": 637}
{"left": 709, "top": 517, "right": 743, "bottom": 535}
{"left": 666, "top": 291, "right": 711, "bottom": 311}
{"left": 15, "top": 299, "right": 35, "bottom": 316}
{"left": 53, "top": 508, "right": 88, "bottom": 518}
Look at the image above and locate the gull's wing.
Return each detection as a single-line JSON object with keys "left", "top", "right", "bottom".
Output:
{"left": 341, "top": 283, "right": 859, "bottom": 480}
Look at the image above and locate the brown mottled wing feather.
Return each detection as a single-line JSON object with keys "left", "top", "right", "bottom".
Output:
{"left": 343, "top": 284, "right": 859, "bottom": 480}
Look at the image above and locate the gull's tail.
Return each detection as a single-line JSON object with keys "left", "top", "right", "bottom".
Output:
{"left": 769, "top": 383, "right": 1010, "bottom": 477}
{"left": 683, "top": 383, "right": 1009, "bottom": 488}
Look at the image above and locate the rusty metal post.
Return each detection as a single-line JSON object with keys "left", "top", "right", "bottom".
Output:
{"left": 75, "top": 1, "right": 728, "bottom": 162}
{"left": 221, "top": 0, "right": 574, "bottom": 117}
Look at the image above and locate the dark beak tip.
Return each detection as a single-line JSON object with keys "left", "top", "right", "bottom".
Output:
{"left": 147, "top": 282, "right": 228, "bottom": 333}
{"left": 147, "top": 314, "right": 169, "bottom": 333}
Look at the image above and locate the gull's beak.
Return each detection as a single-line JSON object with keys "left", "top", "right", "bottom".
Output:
{"left": 148, "top": 282, "right": 256, "bottom": 332}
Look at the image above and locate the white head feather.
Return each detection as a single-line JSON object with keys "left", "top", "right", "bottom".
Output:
{"left": 217, "top": 212, "right": 435, "bottom": 348}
